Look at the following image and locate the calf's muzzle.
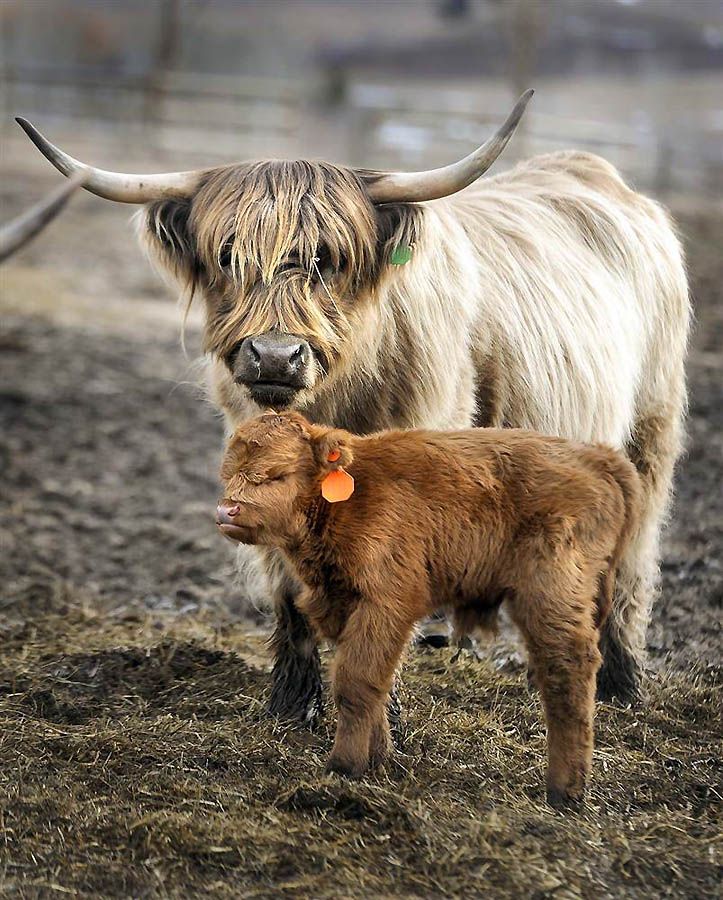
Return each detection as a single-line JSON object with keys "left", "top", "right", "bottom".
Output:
{"left": 216, "top": 503, "right": 240, "bottom": 523}
{"left": 216, "top": 501, "right": 256, "bottom": 544}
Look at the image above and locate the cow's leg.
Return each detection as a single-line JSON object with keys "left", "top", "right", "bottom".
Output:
{"left": 237, "top": 546, "right": 322, "bottom": 724}
{"left": 268, "top": 590, "right": 323, "bottom": 725}
{"left": 598, "top": 408, "right": 683, "bottom": 703}
{"left": 327, "top": 604, "right": 414, "bottom": 777}
{"left": 265, "top": 553, "right": 323, "bottom": 726}
{"left": 509, "top": 589, "right": 601, "bottom": 807}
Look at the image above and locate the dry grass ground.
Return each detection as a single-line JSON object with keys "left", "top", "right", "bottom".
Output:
{"left": 1, "top": 615, "right": 719, "bottom": 898}
{"left": 0, "top": 175, "right": 721, "bottom": 897}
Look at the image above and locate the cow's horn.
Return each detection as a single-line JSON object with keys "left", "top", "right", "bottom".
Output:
{"left": 365, "top": 89, "right": 534, "bottom": 204}
{"left": 16, "top": 117, "right": 200, "bottom": 203}
{"left": 0, "top": 173, "right": 85, "bottom": 262}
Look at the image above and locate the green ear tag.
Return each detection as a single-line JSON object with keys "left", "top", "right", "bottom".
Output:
{"left": 390, "top": 243, "right": 412, "bottom": 265}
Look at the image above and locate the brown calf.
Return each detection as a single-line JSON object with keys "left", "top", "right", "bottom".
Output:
{"left": 217, "top": 412, "right": 641, "bottom": 806}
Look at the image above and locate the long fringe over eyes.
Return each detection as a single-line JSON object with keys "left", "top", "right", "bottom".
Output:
{"left": 145, "top": 159, "right": 419, "bottom": 365}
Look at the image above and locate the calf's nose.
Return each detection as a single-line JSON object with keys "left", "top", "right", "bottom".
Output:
{"left": 216, "top": 503, "right": 241, "bottom": 525}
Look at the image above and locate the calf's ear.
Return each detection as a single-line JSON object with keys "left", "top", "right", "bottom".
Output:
{"left": 311, "top": 428, "right": 354, "bottom": 473}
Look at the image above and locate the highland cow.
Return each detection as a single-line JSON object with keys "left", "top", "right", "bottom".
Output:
{"left": 217, "top": 411, "right": 641, "bottom": 806}
{"left": 18, "top": 90, "right": 689, "bottom": 716}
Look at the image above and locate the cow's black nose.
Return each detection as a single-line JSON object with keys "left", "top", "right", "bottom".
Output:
{"left": 232, "top": 332, "right": 311, "bottom": 406}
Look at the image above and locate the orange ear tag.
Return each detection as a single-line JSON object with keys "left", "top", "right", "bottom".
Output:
{"left": 321, "top": 468, "right": 355, "bottom": 503}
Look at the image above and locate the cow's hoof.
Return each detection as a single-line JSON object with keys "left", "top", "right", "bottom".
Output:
{"left": 596, "top": 665, "right": 644, "bottom": 704}
{"left": 267, "top": 678, "right": 324, "bottom": 729}
{"left": 387, "top": 684, "right": 406, "bottom": 750}
{"left": 450, "top": 634, "right": 483, "bottom": 663}
{"left": 597, "top": 631, "right": 643, "bottom": 704}
{"left": 415, "top": 612, "right": 450, "bottom": 649}
{"left": 416, "top": 632, "right": 450, "bottom": 649}
{"left": 267, "top": 642, "right": 324, "bottom": 728}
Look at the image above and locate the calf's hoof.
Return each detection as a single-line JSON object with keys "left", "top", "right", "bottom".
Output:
{"left": 326, "top": 754, "right": 369, "bottom": 779}
{"left": 416, "top": 632, "right": 449, "bottom": 649}
{"left": 450, "top": 634, "right": 484, "bottom": 663}
{"left": 546, "top": 785, "right": 585, "bottom": 811}
{"left": 368, "top": 739, "right": 392, "bottom": 771}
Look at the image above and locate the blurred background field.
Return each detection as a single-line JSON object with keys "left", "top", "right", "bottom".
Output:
{"left": 2, "top": 0, "right": 722, "bottom": 190}
{"left": 1, "top": 2, "right": 721, "bottom": 897}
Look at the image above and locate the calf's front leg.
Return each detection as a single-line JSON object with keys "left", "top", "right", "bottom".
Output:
{"left": 327, "top": 603, "right": 414, "bottom": 778}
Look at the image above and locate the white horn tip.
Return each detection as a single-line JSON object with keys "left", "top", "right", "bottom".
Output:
{"left": 15, "top": 116, "right": 34, "bottom": 133}
{"left": 15, "top": 116, "right": 52, "bottom": 156}
{"left": 514, "top": 88, "right": 535, "bottom": 114}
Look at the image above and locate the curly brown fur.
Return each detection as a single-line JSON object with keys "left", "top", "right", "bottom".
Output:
{"left": 218, "top": 413, "right": 642, "bottom": 805}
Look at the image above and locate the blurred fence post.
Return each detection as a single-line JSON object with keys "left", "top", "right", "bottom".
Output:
{"left": 654, "top": 138, "right": 674, "bottom": 198}
{"left": 143, "top": 0, "right": 182, "bottom": 146}
{"left": 507, "top": 0, "right": 543, "bottom": 156}
{"left": 1, "top": 3, "right": 17, "bottom": 133}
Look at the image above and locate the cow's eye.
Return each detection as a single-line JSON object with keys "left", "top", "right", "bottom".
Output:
{"left": 219, "top": 243, "right": 233, "bottom": 269}
{"left": 278, "top": 256, "right": 300, "bottom": 274}
{"left": 313, "top": 248, "right": 345, "bottom": 282}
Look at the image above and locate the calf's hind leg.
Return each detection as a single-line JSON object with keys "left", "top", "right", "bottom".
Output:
{"left": 509, "top": 592, "right": 601, "bottom": 807}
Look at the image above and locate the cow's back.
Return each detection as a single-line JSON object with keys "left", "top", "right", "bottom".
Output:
{"left": 435, "top": 150, "right": 689, "bottom": 448}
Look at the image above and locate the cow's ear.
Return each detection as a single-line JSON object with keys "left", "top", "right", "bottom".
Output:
{"left": 374, "top": 202, "right": 421, "bottom": 268}
{"left": 144, "top": 198, "right": 201, "bottom": 285}
{"left": 311, "top": 428, "right": 354, "bottom": 473}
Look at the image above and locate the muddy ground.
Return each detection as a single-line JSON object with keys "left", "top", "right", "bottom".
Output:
{"left": 0, "top": 171, "right": 721, "bottom": 898}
